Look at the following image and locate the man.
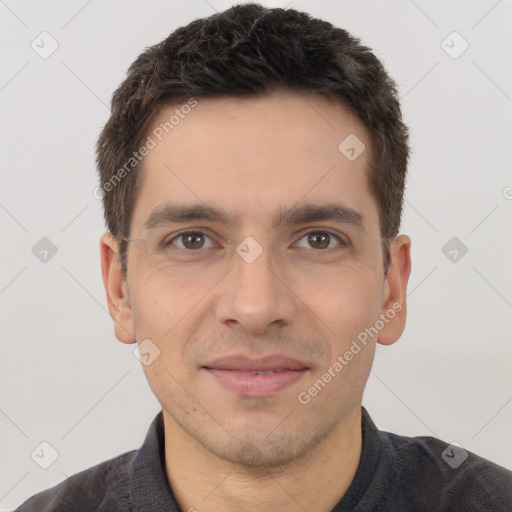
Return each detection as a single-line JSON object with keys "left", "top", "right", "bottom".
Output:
{"left": 15, "top": 3, "right": 512, "bottom": 511}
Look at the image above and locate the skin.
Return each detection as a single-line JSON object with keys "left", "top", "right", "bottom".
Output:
{"left": 101, "top": 91, "right": 411, "bottom": 511}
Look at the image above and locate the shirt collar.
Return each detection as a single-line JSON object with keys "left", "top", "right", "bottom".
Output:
{"left": 129, "top": 410, "right": 180, "bottom": 511}
{"left": 126, "top": 407, "right": 393, "bottom": 511}
{"left": 333, "top": 407, "right": 394, "bottom": 511}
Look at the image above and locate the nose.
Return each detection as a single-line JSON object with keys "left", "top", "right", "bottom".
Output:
{"left": 214, "top": 242, "right": 298, "bottom": 335}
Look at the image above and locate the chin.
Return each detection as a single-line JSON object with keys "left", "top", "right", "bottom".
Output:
{"left": 203, "top": 422, "right": 328, "bottom": 470}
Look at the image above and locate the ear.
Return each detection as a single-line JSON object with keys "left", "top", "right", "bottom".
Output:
{"left": 100, "top": 233, "right": 136, "bottom": 344}
{"left": 377, "top": 234, "right": 412, "bottom": 346}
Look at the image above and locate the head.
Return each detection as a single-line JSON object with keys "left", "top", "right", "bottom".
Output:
{"left": 99, "top": 4, "right": 411, "bottom": 468}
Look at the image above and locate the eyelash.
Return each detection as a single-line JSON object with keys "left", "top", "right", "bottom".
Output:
{"left": 164, "top": 229, "right": 348, "bottom": 253}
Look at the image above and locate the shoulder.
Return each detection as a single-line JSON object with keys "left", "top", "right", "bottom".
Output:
{"left": 14, "top": 449, "right": 137, "bottom": 512}
{"left": 385, "top": 431, "right": 512, "bottom": 511}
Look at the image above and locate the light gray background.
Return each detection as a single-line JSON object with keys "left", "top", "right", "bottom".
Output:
{"left": 1, "top": 0, "right": 511, "bottom": 509}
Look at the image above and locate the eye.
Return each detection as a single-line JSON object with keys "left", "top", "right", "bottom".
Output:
{"left": 295, "top": 230, "right": 347, "bottom": 250}
{"left": 166, "top": 231, "right": 216, "bottom": 251}
{"left": 161, "top": 229, "right": 347, "bottom": 253}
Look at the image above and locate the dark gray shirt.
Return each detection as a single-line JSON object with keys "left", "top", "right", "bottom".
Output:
{"left": 15, "top": 408, "right": 512, "bottom": 511}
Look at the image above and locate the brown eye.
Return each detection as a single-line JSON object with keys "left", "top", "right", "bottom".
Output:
{"left": 168, "top": 231, "right": 214, "bottom": 251}
{"left": 308, "top": 232, "right": 331, "bottom": 249}
{"left": 182, "top": 233, "right": 205, "bottom": 249}
{"left": 295, "top": 230, "right": 346, "bottom": 250}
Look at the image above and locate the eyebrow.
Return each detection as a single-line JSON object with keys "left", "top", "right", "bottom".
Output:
{"left": 143, "top": 202, "right": 365, "bottom": 231}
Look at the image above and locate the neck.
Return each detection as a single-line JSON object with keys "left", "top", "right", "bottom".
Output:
{"left": 163, "top": 407, "right": 363, "bottom": 512}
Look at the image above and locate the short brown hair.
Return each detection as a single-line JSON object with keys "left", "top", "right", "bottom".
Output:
{"left": 96, "top": 3, "right": 409, "bottom": 274}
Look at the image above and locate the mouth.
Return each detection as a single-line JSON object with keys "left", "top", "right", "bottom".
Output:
{"left": 201, "top": 355, "right": 310, "bottom": 397}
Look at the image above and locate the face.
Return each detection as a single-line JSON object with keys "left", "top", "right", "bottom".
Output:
{"left": 102, "top": 91, "right": 410, "bottom": 467}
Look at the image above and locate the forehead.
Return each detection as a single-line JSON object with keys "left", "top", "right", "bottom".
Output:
{"left": 130, "top": 91, "right": 379, "bottom": 234}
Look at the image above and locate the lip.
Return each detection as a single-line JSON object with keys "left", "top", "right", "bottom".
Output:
{"left": 202, "top": 354, "right": 309, "bottom": 372}
{"left": 201, "top": 354, "right": 310, "bottom": 397}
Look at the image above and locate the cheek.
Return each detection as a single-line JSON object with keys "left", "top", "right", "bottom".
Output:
{"left": 131, "top": 275, "right": 197, "bottom": 399}
{"left": 129, "top": 268, "right": 215, "bottom": 384}
{"left": 295, "top": 267, "right": 381, "bottom": 411}
{"left": 295, "top": 264, "right": 383, "bottom": 346}
{"left": 130, "top": 265, "right": 206, "bottom": 336}
{"left": 130, "top": 272, "right": 168, "bottom": 337}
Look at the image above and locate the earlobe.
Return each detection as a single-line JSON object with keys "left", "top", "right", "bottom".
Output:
{"left": 377, "top": 235, "right": 412, "bottom": 346}
{"left": 100, "top": 233, "right": 136, "bottom": 344}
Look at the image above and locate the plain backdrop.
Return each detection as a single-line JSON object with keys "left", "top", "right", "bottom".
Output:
{"left": 1, "top": 0, "right": 511, "bottom": 509}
